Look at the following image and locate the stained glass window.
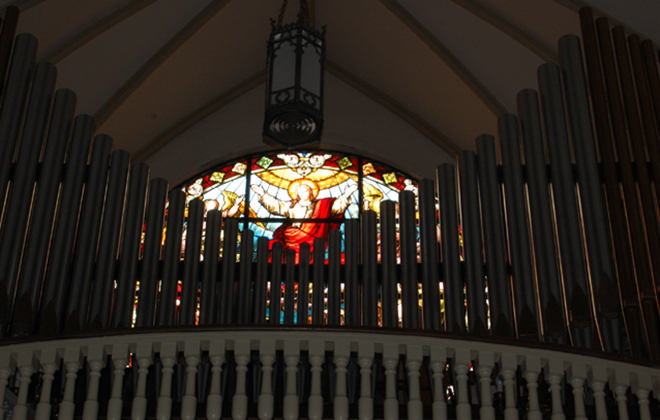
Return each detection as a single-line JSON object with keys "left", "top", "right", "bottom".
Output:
{"left": 178, "top": 150, "right": 417, "bottom": 259}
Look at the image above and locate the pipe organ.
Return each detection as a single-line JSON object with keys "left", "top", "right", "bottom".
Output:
{"left": 0, "top": 5, "right": 659, "bottom": 420}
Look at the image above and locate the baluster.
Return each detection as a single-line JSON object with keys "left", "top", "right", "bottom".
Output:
{"left": 35, "top": 348, "right": 59, "bottom": 420}
{"left": 406, "top": 345, "right": 423, "bottom": 420}
{"left": 181, "top": 341, "right": 200, "bottom": 420}
{"left": 334, "top": 341, "right": 350, "bottom": 420}
{"left": 500, "top": 353, "right": 518, "bottom": 420}
{"left": 567, "top": 362, "right": 587, "bottom": 420}
{"left": 545, "top": 359, "right": 565, "bottom": 420}
{"left": 308, "top": 340, "right": 324, "bottom": 420}
{"left": 589, "top": 365, "right": 608, "bottom": 420}
{"left": 0, "top": 353, "right": 14, "bottom": 420}
{"left": 430, "top": 347, "right": 447, "bottom": 420}
{"left": 258, "top": 341, "right": 275, "bottom": 420}
{"left": 131, "top": 343, "right": 153, "bottom": 420}
{"left": 58, "top": 347, "right": 82, "bottom": 420}
{"left": 477, "top": 351, "right": 495, "bottom": 420}
{"left": 522, "top": 357, "right": 542, "bottom": 420}
{"left": 81, "top": 345, "right": 105, "bottom": 420}
{"left": 107, "top": 344, "right": 129, "bottom": 420}
{"left": 633, "top": 373, "right": 653, "bottom": 420}
{"left": 13, "top": 351, "right": 36, "bottom": 420}
{"left": 156, "top": 342, "right": 177, "bottom": 420}
{"left": 610, "top": 369, "right": 630, "bottom": 420}
{"left": 283, "top": 341, "right": 299, "bottom": 420}
{"left": 232, "top": 340, "right": 250, "bottom": 420}
{"left": 207, "top": 341, "right": 225, "bottom": 420}
{"left": 358, "top": 342, "right": 374, "bottom": 420}
{"left": 383, "top": 343, "right": 399, "bottom": 420}
{"left": 454, "top": 350, "right": 471, "bottom": 420}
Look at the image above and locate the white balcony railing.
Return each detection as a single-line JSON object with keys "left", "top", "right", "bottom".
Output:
{"left": 1, "top": 327, "right": 658, "bottom": 420}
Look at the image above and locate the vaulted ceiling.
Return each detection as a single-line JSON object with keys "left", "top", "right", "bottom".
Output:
{"left": 5, "top": 0, "right": 660, "bottom": 183}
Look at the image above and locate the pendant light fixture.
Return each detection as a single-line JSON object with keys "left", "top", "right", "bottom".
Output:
{"left": 263, "top": 0, "right": 325, "bottom": 148}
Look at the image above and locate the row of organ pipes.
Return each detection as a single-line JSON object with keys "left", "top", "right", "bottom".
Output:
{"left": 0, "top": 0, "right": 655, "bottom": 396}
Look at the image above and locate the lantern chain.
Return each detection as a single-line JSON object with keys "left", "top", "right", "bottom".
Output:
{"left": 277, "top": 0, "right": 311, "bottom": 27}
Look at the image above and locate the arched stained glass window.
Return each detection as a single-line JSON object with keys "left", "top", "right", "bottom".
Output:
{"left": 179, "top": 150, "right": 418, "bottom": 259}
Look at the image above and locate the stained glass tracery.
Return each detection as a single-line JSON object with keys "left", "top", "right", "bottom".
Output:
{"left": 179, "top": 150, "right": 418, "bottom": 259}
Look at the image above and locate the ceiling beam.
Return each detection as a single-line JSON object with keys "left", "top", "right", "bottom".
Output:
{"left": 94, "top": 0, "right": 233, "bottom": 127}
{"left": 326, "top": 60, "right": 462, "bottom": 158}
{"left": 449, "top": 0, "right": 558, "bottom": 63}
{"left": 39, "top": 0, "right": 159, "bottom": 64}
{"left": 377, "top": 0, "right": 508, "bottom": 117}
{"left": 133, "top": 69, "right": 266, "bottom": 163}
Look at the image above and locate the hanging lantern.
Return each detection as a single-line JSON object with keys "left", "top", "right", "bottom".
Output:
{"left": 263, "top": 1, "right": 325, "bottom": 148}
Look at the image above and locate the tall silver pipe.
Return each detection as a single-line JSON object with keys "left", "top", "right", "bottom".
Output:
{"left": 312, "top": 237, "right": 325, "bottom": 324}
{"left": 343, "top": 220, "right": 359, "bottom": 326}
{"left": 269, "top": 242, "right": 283, "bottom": 325}
{"left": 380, "top": 200, "right": 398, "bottom": 328}
{"left": 399, "top": 190, "right": 419, "bottom": 329}
{"left": 135, "top": 178, "right": 168, "bottom": 327}
{"left": 180, "top": 197, "right": 204, "bottom": 326}
{"left": 539, "top": 63, "right": 594, "bottom": 347}
{"left": 517, "top": 89, "right": 566, "bottom": 343}
{"left": 283, "top": 248, "right": 296, "bottom": 324}
{"left": 476, "top": 135, "right": 512, "bottom": 337}
{"left": 418, "top": 179, "right": 441, "bottom": 330}
{"left": 253, "top": 236, "right": 270, "bottom": 324}
{"left": 559, "top": 35, "right": 620, "bottom": 352}
{"left": 111, "top": 163, "right": 149, "bottom": 329}
{"left": 327, "top": 229, "right": 341, "bottom": 326}
{"left": 499, "top": 114, "right": 539, "bottom": 339}
{"left": 218, "top": 218, "right": 238, "bottom": 324}
{"left": 200, "top": 209, "right": 222, "bottom": 325}
{"left": 437, "top": 164, "right": 464, "bottom": 333}
{"left": 361, "top": 210, "right": 378, "bottom": 326}
{"left": 85, "top": 150, "right": 130, "bottom": 330}
{"left": 236, "top": 228, "right": 254, "bottom": 324}
{"left": 458, "top": 151, "right": 488, "bottom": 335}
{"left": 155, "top": 189, "right": 186, "bottom": 326}
{"left": 0, "top": 62, "right": 55, "bottom": 336}
{"left": 297, "top": 242, "right": 310, "bottom": 325}
{"left": 12, "top": 89, "right": 76, "bottom": 336}
{"left": 0, "top": 34, "right": 37, "bottom": 222}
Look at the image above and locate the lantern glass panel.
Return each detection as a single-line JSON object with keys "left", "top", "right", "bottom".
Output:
{"left": 271, "top": 39, "right": 296, "bottom": 93}
{"left": 300, "top": 39, "right": 322, "bottom": 98}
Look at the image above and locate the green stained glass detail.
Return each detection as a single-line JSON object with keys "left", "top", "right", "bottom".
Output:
{"left": 383, "top": 172, "right": 397, "bottom": 184}
{"left": 336, "top": 156, "right": 352, "bottom": 170}
{"left": 256, "top": 156, "right": 274, "bottom": 169}
{"left": 210, "top": 171, "right": 225, "bottom": 183}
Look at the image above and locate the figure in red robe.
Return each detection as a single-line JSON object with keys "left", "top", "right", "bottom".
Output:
{"left": 251, "top": 179, "right": 358, "bottom": 258}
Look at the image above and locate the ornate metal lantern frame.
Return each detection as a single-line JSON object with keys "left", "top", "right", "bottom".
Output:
{"left": 263, "top": 6, "right": 326, "bottom": 148}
